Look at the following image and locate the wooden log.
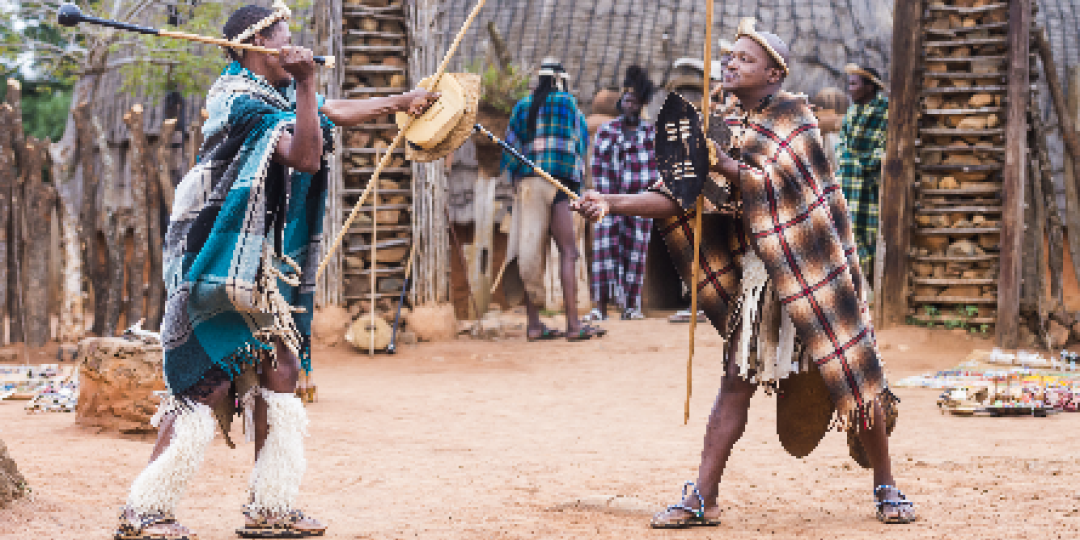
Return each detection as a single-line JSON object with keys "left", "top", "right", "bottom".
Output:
{"left": 879, "top": 0, "right": 925, "bottom": 328}
{"left": 72, "top": 103, "right": 103, "bottom": 336}
{"left": 1029, "top": 103, "right": 1064, "bottom": 312}
{"left": 1020, "top": 139, "right": 1041, "bottom": 313}
{"left": 21, "top": 137, "right": 56, "bottom": 347}
{"left": 996, "top": 0, "right": 1031, "bottom": 348}
{"left": 1033, "top": 28, "right": 1080, "bottom": 163}
{"left": 187, "top": 109, "right": 208, "bottom": 171}
{"left": 49, "top": 129, "right": 83, "bottom": 345}
{"left": 4, "top": 82, "right": 25, "bottom": 343}
{"left": 92, "top": 113, "right": 124, "bottom": 337}
{"left": 146, "top": 119, "right": 176, "bottom": 331}
{"left": 1062, "top": 66, "right": 1080, "bottom": 296}
{"left": 122, "top": 105, "right": 149, "bottom": 329}
{"left": 0, "top": 105, "right": 13, "bottom": 343}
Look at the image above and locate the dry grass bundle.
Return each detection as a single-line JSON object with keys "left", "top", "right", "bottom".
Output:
{"left": 405, "top": 303, "right": 458, "bottom": 342}
{"left": 346, "top": 314, "right": 392, "bottom": 352}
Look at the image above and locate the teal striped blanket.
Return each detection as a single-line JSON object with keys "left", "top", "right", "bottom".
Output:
{"left": 161, "top": 62, "right": 334, "bottom": 395}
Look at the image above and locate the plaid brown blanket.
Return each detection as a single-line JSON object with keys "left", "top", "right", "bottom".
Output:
{"left": 651, "top": 91, "right": 893, "bottom": 430}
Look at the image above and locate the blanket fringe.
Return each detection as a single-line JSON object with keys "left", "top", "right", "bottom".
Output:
{"left": 829, "top": 388, "right": 900, "bottom": 433}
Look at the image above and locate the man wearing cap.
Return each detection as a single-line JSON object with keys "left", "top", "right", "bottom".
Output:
{"left": 589, "top": 65, "right": 660, "bottom": 321}
{"left": 114, "top": 4, "right": 437, "bottom": 539}
{"left": 502, "top": 58, "right": 602, "bottom": 341}
{"left": 573, "top": 19, "right": 914, "bottom": 528}
{"left": 839, "top": 64, "right": 889, "bottom": 283}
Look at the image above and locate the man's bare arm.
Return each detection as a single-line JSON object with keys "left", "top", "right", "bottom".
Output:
{"left": 273, "top": 46, "right": 322, "bottom": 173}
{"left": 572, "top": 190, "right": 682, "bottom": 221}
{"left": 320, "top": 90, "right": 438, "bottom": 127}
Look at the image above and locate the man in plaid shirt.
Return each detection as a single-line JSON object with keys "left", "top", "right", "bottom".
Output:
{"left": 590, "top": 66, "right": 659, "bottom": 320}
{"left": 838, "top": 64, "right": 888, "bottom": 283}
{"left": 501, "top": 59, "right": 601, "bottom": 341}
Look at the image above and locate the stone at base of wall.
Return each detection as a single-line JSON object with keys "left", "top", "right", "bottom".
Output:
{"left": 75, "top": 337, "right": 167, "bottom": 434}
{"left": 0, "top": 438, "right": 28, "bottom": 508}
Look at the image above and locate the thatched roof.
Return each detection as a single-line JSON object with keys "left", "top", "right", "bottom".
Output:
{"left": 433, "top": 0, "right": 1080, "bottom": 112}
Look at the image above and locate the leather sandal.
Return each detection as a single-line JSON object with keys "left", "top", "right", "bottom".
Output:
{"left": 874, "top": 485, "right": 916, "bottom": 524}
{"left": 236, "top": 507, "right": 326, "bottom": 538}
{"left": 649, "top": 481, "right": 721, "bottom": 529}
{"left": 115, "top": 508, "right": 197, "bottom": 540}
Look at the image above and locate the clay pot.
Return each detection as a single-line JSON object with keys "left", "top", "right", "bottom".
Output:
{"left": 592, "top": 87, "right": 621, "bottom": 117}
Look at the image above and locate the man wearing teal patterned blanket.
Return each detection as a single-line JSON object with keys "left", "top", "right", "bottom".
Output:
{"left": 115, "top": 5, "right": 436, "bottom": 539}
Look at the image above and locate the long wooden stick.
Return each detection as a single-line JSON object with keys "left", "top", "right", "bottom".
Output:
{"left": 317, "top": 0, "right": 489, "bottom": 281}
{"left": 473, "top": 123, "right": 580, "bottom": 201}
{"left": 57, "top": 4, "right": 334, "bottom": 66}
{"left": 369, "top": 157, "right": 379, "bottom": 356}
{"left": 685, "top": 0, "right": 714, "bottom": 425}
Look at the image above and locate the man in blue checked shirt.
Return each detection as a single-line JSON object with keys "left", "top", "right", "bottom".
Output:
{"left": 501, "top": 58, "right": 603, "bottom": 341}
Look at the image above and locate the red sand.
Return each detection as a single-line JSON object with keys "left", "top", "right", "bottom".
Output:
{"left": 2, "top": 320, "right": 1079, "bottom": 538}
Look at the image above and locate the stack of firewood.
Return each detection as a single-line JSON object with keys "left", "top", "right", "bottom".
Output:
{"left": 339, "top": 0, "right": 414, "bottom": 316}
{"left": 909, "top": 0, "right": 1017, "bottom": 326}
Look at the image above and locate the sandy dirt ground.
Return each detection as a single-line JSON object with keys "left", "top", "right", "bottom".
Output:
{"left": 2, "top": 318, "right": 1079, "bottom": 539}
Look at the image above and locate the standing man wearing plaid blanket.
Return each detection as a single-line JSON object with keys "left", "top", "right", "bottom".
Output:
{"left": 502, "top": 59, "right": 604, "bottom": 341}
{"left": 573, "top": 20, "right": 914, "bottom": 528}
{"left": 838, "top": 64, "right": 888, "bottom": 285}
{"left": 589, "top": 66, "right": 659, "bottom": 321}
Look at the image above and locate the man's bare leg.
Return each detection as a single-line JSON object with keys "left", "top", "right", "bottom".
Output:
{"left": 549, "top": 200, "right": 582, "bottom": 336}
{"left": 653, "top": 330, "right": 753, "bottom": 524}
{"left": 857, "top": 401, "right": 915, "bottom": 521}
{"left": 244, "top": 339, "right": 325, "bottom": 533}
{"left": 121, "top": 379, "right": 228, "bottom": 537}
{"left": 253, "top": 339, "right": 301, "bottom": 459}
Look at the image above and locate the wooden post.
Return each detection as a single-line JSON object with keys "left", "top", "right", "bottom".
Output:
{"left": 92, "top": 114, "right": 124, "bottom": 337}
{"left": 1062, "top": 66, "right": 1080, "bottom": 293}
{"left": 123, "top": 105, "right": 149, "bottom": 329}
{"left": 877, "top": 0, "right": 924, "bottom": 328}
{"left": 73, "top": 103, "right": 105, "bottom": 336}
{"left": 187, "top": 109, "right": 207, "bottom": 172}
{"left": 146, "top": 119, "right": 175, "bottom": 331}
{"left": 5, "top": 81, "right": 26, "bottom": 343}
{"left": 0, "top": 105, "right": 13, "bottom": 343}
{"left": 22, "top": 137, "right": 56, "bottom": 347}
{"left": 1027, "top": 102, "right": 1065, "bottom": 313}
{"left": 997, "top": 0, "right": 1032, "bottom": 348}
{"left": 1020, "top": 142, "right": 1039, "bottom": 314}
{"left": 1033, "top": 28, "right": 1080, "bottom": 163}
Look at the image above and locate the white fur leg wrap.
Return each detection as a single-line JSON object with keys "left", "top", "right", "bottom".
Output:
{"left": 127, "top": 402, "right": 216, "bottom": 515}
{"left": 248, "top": 389, "right": 309, "bottom": 515}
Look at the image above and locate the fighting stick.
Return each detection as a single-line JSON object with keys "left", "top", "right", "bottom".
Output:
{"left": 473, "top": 123, "right": 605, "bottom": 294}
{"left": 685, "top": 0, "right": 714, "bottom": 425}
{"left": 386, "top": 244, "right": 416, "bottom": 354}
{"left": 317, "top": 0, "right": 490, "bottom": 281}
{"left": 56, "top": 3, "right": 335, "bottom": 67}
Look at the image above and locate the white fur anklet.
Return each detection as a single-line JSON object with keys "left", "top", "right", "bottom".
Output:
{"left": 126, "top": 400, "right": 216, "bottom": 516}
{"left": 248, "top": 388, "right": 309, "bottom": 515}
